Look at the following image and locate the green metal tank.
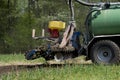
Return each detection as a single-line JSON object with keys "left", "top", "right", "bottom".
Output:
{"left": 90, "top": 6, "right": 120, "bottom": 36}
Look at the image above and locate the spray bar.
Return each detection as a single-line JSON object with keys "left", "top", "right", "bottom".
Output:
{"left": 32, "top": 29, "right": 56, "bottom": 42}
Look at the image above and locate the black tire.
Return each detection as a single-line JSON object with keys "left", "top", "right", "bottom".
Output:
{"left": 90, "top": 40, "right": 120, "bottom": 65}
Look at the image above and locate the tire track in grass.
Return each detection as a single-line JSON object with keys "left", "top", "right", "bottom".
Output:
{"left": 0, "top": 57, "right": 92, "bottom": 76}
{"left": 0, "top": 61, "right": 92, "bottom": 76}
{"left": 0, "top": 63, "right": 66, "bottom": 76}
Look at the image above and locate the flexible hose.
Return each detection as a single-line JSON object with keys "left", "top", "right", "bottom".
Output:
{"left": 69, "top": 0, "right": 75, "bottom": 21}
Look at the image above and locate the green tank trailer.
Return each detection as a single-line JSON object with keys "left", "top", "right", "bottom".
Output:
{"left": 25, "top": 0, "right": 120, "bottom": 65}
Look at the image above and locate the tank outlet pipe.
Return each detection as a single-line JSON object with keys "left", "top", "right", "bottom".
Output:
{"left": 32, "top": 29, "right": 45, "bottom": 39}
{"left": 42, "top": 29, "right": 45, "bottom": 37}
{"left": 32, "top": 29, "right": 56, "bottom": 42}
{"left": 32, "top": 29, "right": 36, "bottom": 38}
{"left": 32, "top": 29, "right": 42, "bottom": 39}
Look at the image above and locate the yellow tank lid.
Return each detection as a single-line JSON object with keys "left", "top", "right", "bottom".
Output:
{"left": 48, "top": 21, "right": 65, "bottom": 30}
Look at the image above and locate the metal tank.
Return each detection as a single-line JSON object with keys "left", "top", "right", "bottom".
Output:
{"left": 90, "top": 6, "right": 120, "bottom": 36}
{"left": 76, "top": 0, "right": 120, "bottom": 36}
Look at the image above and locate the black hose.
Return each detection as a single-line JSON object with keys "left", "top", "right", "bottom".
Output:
{"left": 85, "top": 9, "right": 100, "bottom": 26}
{"left": 84, "top": 9, "right": 100, "bottom": 44}
{"left": 69, "top": 0, "right": 75, "bottom": 21}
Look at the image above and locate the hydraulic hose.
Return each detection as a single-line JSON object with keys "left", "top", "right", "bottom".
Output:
{"left": 69, "top": 0, "right": 75, "bottom": 21}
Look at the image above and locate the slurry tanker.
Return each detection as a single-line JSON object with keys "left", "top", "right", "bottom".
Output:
{"left": 25, "top": 0, "right": 120, "bottom": 65}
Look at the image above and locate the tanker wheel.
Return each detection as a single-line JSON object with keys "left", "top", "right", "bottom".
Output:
{"left": 90, "top": 40, "right": 120, "bottom": 65}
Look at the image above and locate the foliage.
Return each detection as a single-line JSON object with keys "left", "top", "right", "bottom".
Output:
{"left": 0, "top": 54, "right": 45, "bottom": 64}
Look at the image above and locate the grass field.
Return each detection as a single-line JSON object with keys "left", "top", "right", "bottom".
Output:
{"left": 0, "top": 54, "right": 45, "bottom": 65}
{"left": 0, "top": 54, "right": 120, "bottom": 80}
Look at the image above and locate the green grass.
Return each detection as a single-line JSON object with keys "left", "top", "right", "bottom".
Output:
{"left": 0, "top": 54, "right": 120, "bottom": 80}
{"left": 1, "top": 65, "right": 120, "bottom": 80}
{"left": 0, "top": 54, "right": 24, "bottom": 62}
{"left": 0, "top": 54, "right": 45, "bottom": 65}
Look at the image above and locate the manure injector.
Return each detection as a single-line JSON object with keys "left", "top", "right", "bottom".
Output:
{"left": 25, "top": 0, "right": 120, "bottom": 65}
